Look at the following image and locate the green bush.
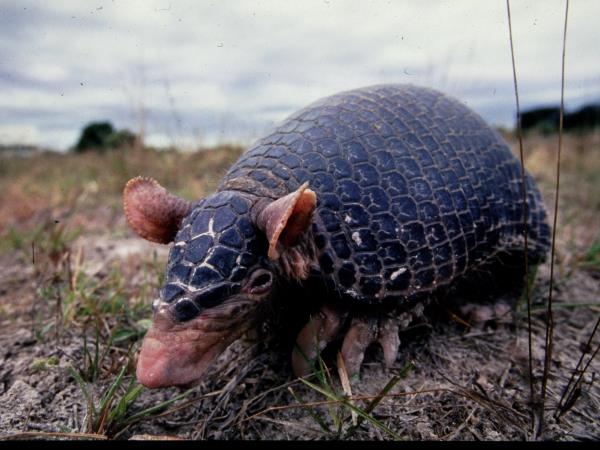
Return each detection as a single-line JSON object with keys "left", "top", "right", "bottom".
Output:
{"left": 74, "top": 121, "right": 136, "bottom": 152}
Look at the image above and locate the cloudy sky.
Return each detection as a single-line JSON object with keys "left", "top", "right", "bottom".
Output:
{"left": 1, "top": 0, "right": 598, "bottom": 150}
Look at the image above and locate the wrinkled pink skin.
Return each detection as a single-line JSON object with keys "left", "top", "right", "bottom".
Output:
{"left": 137, "top": 299, "right": 253, "bottom": 388}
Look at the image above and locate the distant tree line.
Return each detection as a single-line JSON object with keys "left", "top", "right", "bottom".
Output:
{"left": 520, "top": 103, "right": 600, "bottom": 134}
{"left": 74, "top": 121, "right": 137, "bottom": 152}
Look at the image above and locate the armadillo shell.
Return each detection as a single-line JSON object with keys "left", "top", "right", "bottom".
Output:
{"left": 220, "top": 84, "right": 551, "bottom": 305}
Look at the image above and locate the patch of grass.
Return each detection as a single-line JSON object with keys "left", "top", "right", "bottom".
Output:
{"left": 29, "top": 355, "right": 60, "bottom": 372}
{"left": 0, "top": 145, "right": 244, "bottom": 240}
{"left": 292, "top": 350, "right": 413, "bottom": 440}
{"left": 26, "top": 246, "right": 158, "bottom": 354}
{"left": 79, "top": 327, "right": 119, "bottom": 383}
{"left": 578, "top": 234, "right": 600, "bottom": 274}
{"left": 68, "top": 363, "right": 196, "bottom": 438}
{"left": 0, "top": 219, "right": 81, "bottom": 262}
{"left": 3, "top": 204, "right": 163, "bottom": 439}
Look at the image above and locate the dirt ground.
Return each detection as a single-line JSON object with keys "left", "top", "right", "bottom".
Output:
{"left": 0, "top": 135, "right": 598, "bottom": 441}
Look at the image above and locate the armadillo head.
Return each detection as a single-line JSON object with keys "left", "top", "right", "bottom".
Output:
{"left": 123, "top": 177, "right": 316, "bottom": 388}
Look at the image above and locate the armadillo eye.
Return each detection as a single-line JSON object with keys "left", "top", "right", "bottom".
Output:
{"left": 245, "top": 269, "right": 273, "bottom": 295}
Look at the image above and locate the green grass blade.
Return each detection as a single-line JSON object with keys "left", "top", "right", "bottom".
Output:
{"left": 98, "top": 365, "right": 126, "bottom": 414}
{"left": 68, "top": 365, "right": 91, "bottom": 404}
{"left": 315, "top": 356, "right": 342, "bottom": 431}
{"left": 93, "top": 327, "right": 100, "bottom": 381}
{"left": 299, "top": 377, "right": 402, "bottom": 440}
{"left": 121, "top": 387, "right": 196, "bottom": 425}
{"left": 108, "top": 380, "right": 144, "bottom": 425}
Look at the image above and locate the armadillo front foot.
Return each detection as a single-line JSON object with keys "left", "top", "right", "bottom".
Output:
{"left": 341, "top": 315, "right": 400, "bottom": 377}
{"left": 292, "top": 307, "right": 403, "bottom": 379}
{"left": 291, "top": 305, "right": 346, "bottom": 377}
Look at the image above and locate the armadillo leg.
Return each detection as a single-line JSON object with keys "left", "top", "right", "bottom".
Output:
{"left": 458, "top": 300, "right": 513, "bottom": 330}
{"left": 340, "top": 317, "right": 378, "bottom": 378}
{"left": 292, "top": 306, "right": 345, "bottom": 377}
{"left": 378, "top": 317, "right": 400, "bottom": 368}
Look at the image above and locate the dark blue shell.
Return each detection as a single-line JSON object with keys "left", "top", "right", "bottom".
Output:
{"left": 160, "top": 191, "right": 267, "bottom": 321}
{"left": 219, "top": 84, "right": 550, "bottom": 305}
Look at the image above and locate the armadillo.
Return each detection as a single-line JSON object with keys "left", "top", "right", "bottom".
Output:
{"left": 123, "top": 84, "right": 550, "bottom": 388}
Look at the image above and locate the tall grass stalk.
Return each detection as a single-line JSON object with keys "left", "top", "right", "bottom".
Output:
{"left": 506, "top": 0, "right": 535, "bottom": 428}
{"left": 541, "top": 0, "right": 570, "bottom": 410}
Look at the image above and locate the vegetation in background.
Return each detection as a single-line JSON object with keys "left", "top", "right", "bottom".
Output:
{"left": 74, "top": 121, "right": 137, "bottom": 153}
{"left": 0, "top": 144, "right": 244, "bottom": 241}
{"left": 578, "top": 234, "right": 600, "bottom": 275}
{"left": 520, "top": 103, "right": 600, "bottom": 135}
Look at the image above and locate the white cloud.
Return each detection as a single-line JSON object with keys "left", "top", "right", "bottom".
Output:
{"left": 145, "top": 132, "right": 174, "bottom": 149}
{"left": 1, "top": 0, "right": 598, "bottom": 150}
{"left": 0, "top": 125, "right": 40, "bottom": 146}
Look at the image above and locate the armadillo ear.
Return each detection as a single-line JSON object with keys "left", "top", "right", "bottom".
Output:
{"left": 123, "top": 176, "right": 193, "bottom": 244}
{"left": 256, "top": 182, "right": 317, "bottom": 260}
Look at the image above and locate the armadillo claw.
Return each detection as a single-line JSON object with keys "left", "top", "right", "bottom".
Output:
{"left": 339, "top": 316, "right": 401, "bottom": 378}
{"left": 340, "top": 317, "right": 378, "bottom": 378}
{"left": 293, "top": 310, "right": 403, "bottom": 380}
{"left": 292, "top": 306, "right": 344, "bottom": 377}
